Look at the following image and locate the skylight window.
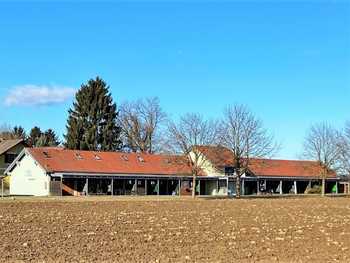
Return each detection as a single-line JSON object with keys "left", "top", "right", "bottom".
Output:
{"left": 121, "top": 155, "right": 129, "bottom": 161}
{"left": 43, "top": 151, "right": 51, "bottom": 158}
{"left": 75, "top": 152, "right": 83, "bottom": 160}
{"left": 137, "top": 155, "right": 145, "bottom": 163}
{"left": 164, "top": 158, "right": 172, "bottom": 164}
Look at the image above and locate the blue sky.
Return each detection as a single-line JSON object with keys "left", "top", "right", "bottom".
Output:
{"left": 0, "top": 1, "right": 349, "bottom": 159}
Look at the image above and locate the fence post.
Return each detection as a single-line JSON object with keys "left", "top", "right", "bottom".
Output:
{"left": 1, "top": 177, "right": 3, "bottom": 198}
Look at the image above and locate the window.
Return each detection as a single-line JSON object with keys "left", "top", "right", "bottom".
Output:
{"left": 224, "top": 166, "right": 235, "bottom": 176}
{"left": 5, "top": 153, "right": 17, "bottom": 164}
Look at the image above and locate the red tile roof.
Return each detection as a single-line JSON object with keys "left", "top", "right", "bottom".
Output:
{"left": 26, "top": 146, "right": 337, "bottom": 179}
{"left": 27, "top": 148, "right": 194, "bottom": 176}
{"left": 248, "top": 158, "right": 336, "bottom": 178}
{"left": 196, "top": 146, "right": 336, "bottom": 178}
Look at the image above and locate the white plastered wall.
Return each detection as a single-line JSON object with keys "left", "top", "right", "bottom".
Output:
{"left": 188, "top": 151, "right": 224, "bottom": 177}
{"left": 9, "top": 153, "right": 49, "bottom": 196}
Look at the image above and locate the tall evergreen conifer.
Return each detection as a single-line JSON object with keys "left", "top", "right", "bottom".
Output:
{"left": 64, "top": 77, "right": 121, "bottom": 151}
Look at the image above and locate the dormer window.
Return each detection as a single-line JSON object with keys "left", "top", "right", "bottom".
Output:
{"left": 94, "top": 154, "right": 101, "bottom": 160}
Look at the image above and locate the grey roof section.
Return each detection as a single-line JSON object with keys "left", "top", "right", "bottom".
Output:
{"left": 0, "top": 139, "right": 24, "bottom": 156}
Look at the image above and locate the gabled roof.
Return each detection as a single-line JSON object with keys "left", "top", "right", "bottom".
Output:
{"left": 195, "top": 145, "right": 235, "bottom": 167}
{"left": 196, "top": 146, "right": 336, "bottom": 178}
{"left": 0, "top": 139, "right": 24, "bottom": 156}
{"left": 26, "top": 147, "right": 195, "bottom": 176}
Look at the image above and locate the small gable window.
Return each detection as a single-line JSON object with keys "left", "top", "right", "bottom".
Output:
{"left": 224, "top": 166, "right": 235, "bottom": 176}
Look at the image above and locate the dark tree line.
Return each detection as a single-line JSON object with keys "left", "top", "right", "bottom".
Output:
{"left": 0, "top": 125, "right": 60, "bottom": 147}
{"left": 0, "top": 124, "right": 26, "bottom": 140}
{"left": 28, "top": 127, "right": 60, "bottom": 147}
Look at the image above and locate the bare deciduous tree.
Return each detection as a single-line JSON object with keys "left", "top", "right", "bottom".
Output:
{"left": 166, "top": 113, "right": 220, "bottom": 198}
{"left": 118, "top": 97, "right": 166, "bottom": 153}
{"left": 303, "top": 122, "right": 342, "bottom": 196}
{"left": 221, "top": 104, "right": 279, "bottom": 198}
{"left": 339, "top": 121, "right": 350, "bottom": 177}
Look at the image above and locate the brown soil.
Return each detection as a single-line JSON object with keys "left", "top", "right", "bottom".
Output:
{"left": 0, "top": 196, "right": 349, "bottom": 262}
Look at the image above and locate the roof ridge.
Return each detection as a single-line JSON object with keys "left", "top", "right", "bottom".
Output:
{"left": 28, "top": 147, "right": 184, "bottom": 158}
{"left": 249, "top": 158, "right": 319, "bottom": 163}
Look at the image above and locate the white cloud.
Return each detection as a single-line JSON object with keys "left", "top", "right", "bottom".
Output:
{"left": 4, "top": 85, "right": 76, "bottom": 107}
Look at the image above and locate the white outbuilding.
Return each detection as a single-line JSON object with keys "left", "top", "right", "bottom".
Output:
{"left": 5, "top": 149, "right": 51, "bottom": 196}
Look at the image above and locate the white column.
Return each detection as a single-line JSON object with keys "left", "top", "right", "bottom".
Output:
{"left": 294, "top": 181, "right": 297, "bottom": 194}
{"left": 227, "top": 177, "right": 229, "bottom": 196}
{"left": 157, "top": 179, "right": 160, "bottom": 195}
{"left": 198, "top": 179, "right": 201, "bottom": 196}
{"left": 257, "top": 180, "right": 260, "bottom": 195}
{"left": 135, "top": 179, "right": 138, "bottom": 195}
{"left": 336, "top": 181, "right": 339, "bottom": 194}
{"left": 279, "top": 180, "right": 283, "bottom": 195}
{"left": 60, "top": 177, "right": 63, "bottom": 197}
{"left": 178, "top": 179, "right": 181, "bottom": 196}
{"left": 86, "top": 178, "right": 89, "bottom": 196}
{"left": 242, "top": 179, "right": 245, "bottom": 196}
{"left": 111, "top": 178, "right": 114, "bottom": 196}
{"left": 145, "top": 179, "right": 148, "bottom": 195}
{"left": 166, "top": 180, "right": 169, "bottom": 195}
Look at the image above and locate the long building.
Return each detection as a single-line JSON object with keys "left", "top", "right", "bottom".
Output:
{"left": 5, "top": 146, "right": 343, "bottom": 196}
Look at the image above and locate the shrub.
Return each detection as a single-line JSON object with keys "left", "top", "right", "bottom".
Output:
{"left": 305, "top": 185, "right": 321, "bottom": 194}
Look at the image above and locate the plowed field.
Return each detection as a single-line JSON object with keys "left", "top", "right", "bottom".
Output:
{"left": 0, "top": 197, "right": 349, "bottom": 262}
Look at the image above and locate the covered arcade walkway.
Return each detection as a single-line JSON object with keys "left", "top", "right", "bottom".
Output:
{"left": 54, "top": 175, "right": 342, "bottom": 197}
